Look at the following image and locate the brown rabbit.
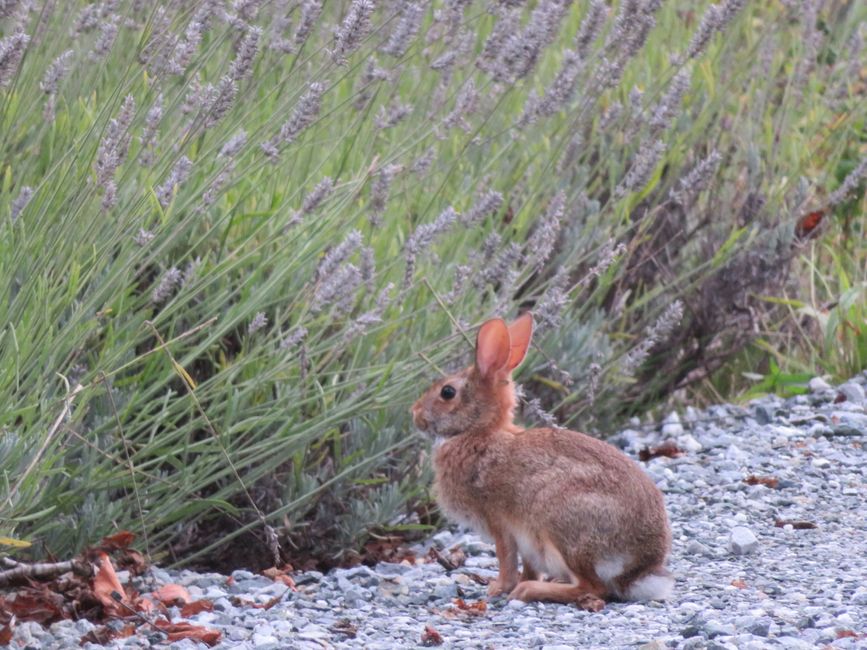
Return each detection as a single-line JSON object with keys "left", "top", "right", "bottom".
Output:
{"left": 411, "top": 313, "right": 673, "bottom": 611}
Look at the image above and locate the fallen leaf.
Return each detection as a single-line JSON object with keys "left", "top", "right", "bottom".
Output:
{"left": 639, "top": 440, "right": 684, "bottom": 462}
{"left": 181, "top": 600, "right": 214, "bottom": 617}
{"left": 153, "top": 619, "right": 221, "bottom": 646}
{"left": 93, "top": 552, "right": 128, "bottom": 616}
{"left": 361, "top": 535, "right": 416, "bottom": 565}
{"left": 744, "top": 475, "right": 779, "bottom": 489}
{"left": 0, "top": 617, "right": 14, "bottom": 644}
{"left": 117, "top": 548, "right": 149, "bottom": 576}
{"left": 428, "top": 546, "right": 466, "bottom": 571}
{"left": 461, "top": 571, "right": 490, "bottom": 586}
{"left": 730, "top": 578, "right": 748, "bottom": 589}
{"left": 421, "top": 624, "right": 444, "bottom": 646}
{"left": 80, "top": 626, "right": 115, "bottom": 645}
{"left": 452, "top": 597, "right": 487, "bottom": 615}
{"left": 153, "top": 583, "right": 191, "bottom": 606}
{"left": 100, "top": 531, "right": 136, "bottom": 550}
{"left": 262, "top": 566, "right": 297, "bottom": 590}
{"left": 446, "top": 547, "right": 467, "bottom": 568}
{"left": 774, "top": 519, "right": 818, "bottom": 530}
{"left": 0, "top": 589, "right": 66, "bottom": 624}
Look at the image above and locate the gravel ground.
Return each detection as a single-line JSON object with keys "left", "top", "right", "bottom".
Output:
{"left": 6, "top": 375, "right": 867, "bottom": 650}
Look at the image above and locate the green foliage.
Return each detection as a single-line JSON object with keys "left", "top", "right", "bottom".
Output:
{"left": 1, "top": 0, "right": 865, "bottom": 565}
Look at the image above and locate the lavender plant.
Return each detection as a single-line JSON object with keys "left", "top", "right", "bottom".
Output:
{"left": 0, "top": 0, "right": 864, "bottom": 568}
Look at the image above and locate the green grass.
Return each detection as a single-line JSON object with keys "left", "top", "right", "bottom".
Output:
{"left": 1, "top": 0, "right": 865, "bottom": 567}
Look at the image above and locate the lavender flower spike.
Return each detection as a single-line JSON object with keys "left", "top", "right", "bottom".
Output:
{"left": 381, "top": 2, "right": 423, "bottom": 58}
{"left": 262, "top": 83, "right": 324, "bottom": 160}
{"left": 332, "top": 0, "right": 375, "bottom": 65}
{"left": 0, "top": 31, "right": 30, "bottom": 87}
{"left": 616, "top": 139, "right": 666, "bottom": 198}
{"left": 621, "top": 300, "right": 684, "bottom": 376}
{"left": 10, "top": 186, "right": 33, "bottom": 222}
{"left": 827, "top": 156, "right": 867, "bottom": 207}
{"left": 281, "top": 325, "right": 308, "bottom": 349}
{"left": 670, "top": 150, "right": 722, "bottom": 204}
{"left": 156, "top": 156, "right": 193, "bottom": 208}
{"left": 94, "top": 94, "right": 136, "bottom": 206}
{"left": 140, "top": 94, "right": 163, "bottom": 167}
{"left": 40, "top": 50, "right": 74, "bottom": 95}
{"left": 527, "top": 191, "right": 565, "bottom": 269}
{"left": 152, "top": 267, "right": 182, "bottom": 303}
{"left": 230, "top": 26, "right": 262, "bottom": 82}
{"left": 248, "top": 312, "right": 268, "bottom": 335}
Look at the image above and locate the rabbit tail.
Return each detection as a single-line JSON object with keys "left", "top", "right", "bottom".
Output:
{"left": 625, "top": 569, "right": 675, "bottom": 601}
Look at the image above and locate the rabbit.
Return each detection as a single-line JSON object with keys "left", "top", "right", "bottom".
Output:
{"left": 411, "top": 312, "right": 673, "bottom": 611}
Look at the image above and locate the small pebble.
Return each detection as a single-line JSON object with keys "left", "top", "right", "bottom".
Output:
{"left": 728, "top": 526, "right": 759, "bottom": 555}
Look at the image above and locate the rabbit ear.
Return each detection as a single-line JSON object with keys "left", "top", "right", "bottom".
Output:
{"left": 506, "top": 312, "right": 533, "bottom": 371}
{"left": 476, "top": 318, "right": 512, "bottom": 378}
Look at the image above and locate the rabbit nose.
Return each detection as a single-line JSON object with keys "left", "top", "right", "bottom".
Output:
{"left": 411, "top": 402, "right": 427, "bottom": 430}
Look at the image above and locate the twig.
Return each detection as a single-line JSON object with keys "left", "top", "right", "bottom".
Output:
{"left": 0, "top": 558, "right": 92, "bottom": 587}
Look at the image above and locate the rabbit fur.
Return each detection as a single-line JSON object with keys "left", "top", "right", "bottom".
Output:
{"left": 411, "top": 313, "right": 673, "bottom": 610}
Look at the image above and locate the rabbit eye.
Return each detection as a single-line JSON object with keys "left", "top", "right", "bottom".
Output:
{"left": 440, "top": 385, "right": 457, "bottom": 400}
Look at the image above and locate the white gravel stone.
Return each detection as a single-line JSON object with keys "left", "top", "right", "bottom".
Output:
{"left": 728, "top": 526, "right": 759, "bottom": 555}
{"left": 837, "top": 382, "right": 866, "bottom": 404}
{"left": 808, "top": 376, "right": 833, "bottom": 392}
{"left": 661, "top": 411, "right": 685, "bottom": 437}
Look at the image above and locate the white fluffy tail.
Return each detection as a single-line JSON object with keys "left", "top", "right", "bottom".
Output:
{"left": 626, "top": 571, "right": 675, "bottom": 601}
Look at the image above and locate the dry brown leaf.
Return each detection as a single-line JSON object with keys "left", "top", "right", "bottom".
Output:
{"left": 93, "top": 552, "right": 128, "bottom": 616}
{"left": 153, "top": 583, "right": 192, "bottom": 606}
{"left": 0, "top": 618, "right": 14, "bottom": 644}
{"left": 446, "top": 547, "right": 467, "bottom": 568}
{"left": 134, "top": 595, "right": 160, "bottom": 615}
{"left": 117, "top": 548, "right": 149, "bottom": 576}
{"left": 180, "top": 600, "right": 214, "bottom": 617}
{"left": 421, "top": 624, "right": 444, "bottom": 646}
{"left": 0, "top": 590, "right": 65, "bottom": 625}
{"left": 262, "top": 566, "right": 297, "bottom": 590}
{"left": 774, "top": 519, "right": 818, "bottom": 530}
{"left": 428, "top": 547, "right": 455, "bottom": 570}
{"left": 744, "top": 475, "right": 779, "bottom": 489}
{"left": 461, "top": 571, "right": 490, "bottom": 586}
{"left": 100, "top": 531, "right": 136, "bottom": 550}
{"left": 639, "top": 441, "right": 684, "bottom": 462}
{"left": 452, "top": 597, "right": 487, "bottom": 615}
{"left": 153, "top": 619, "right": 222, "bottom": 646}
